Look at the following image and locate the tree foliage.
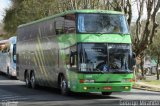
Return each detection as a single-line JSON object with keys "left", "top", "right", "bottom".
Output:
{"left": 147, "top": 35, "right": 160, "bottom": 80}
{"left": 3, "top": 0, "right": 57, "bottom": 34}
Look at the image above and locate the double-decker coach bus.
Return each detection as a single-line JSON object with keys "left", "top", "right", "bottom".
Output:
{"left": 0, "top": 36, "right": 17, "bottom": 77}
{"left": 16, "top": 10, "right": 135, "bottom": 95}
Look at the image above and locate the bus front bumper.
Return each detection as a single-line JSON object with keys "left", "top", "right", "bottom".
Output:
{"left": 70, "top": 83, "right": 133, "bottom": 93}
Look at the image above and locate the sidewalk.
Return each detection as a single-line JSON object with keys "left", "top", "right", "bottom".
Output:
{"left": 133, "top": 81, "right": 160, "bottom": 92}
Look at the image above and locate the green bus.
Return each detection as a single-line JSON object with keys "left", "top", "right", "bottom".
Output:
{"left": 16, "top": 10, "right": 135, "bottom": 95}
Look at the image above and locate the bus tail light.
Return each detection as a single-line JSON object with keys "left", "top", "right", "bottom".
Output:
{"left": 79, "top": 79, "right": 94, "bottom": 83}
{"left": 129, "top": 79, "right": 134, "bottom": 82}
{"left": 80, "top": 79, "right": 84, "bottom": 83}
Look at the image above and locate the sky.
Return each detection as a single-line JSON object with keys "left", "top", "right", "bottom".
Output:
{"left": 0, "top": 0, "right": 11, "bottom": 22}
{"left": 132, "top": 2, "right": 147, "bottom": 21}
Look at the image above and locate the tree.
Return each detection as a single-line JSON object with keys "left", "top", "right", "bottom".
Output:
{"left": 133, "top": 0, "right": 160, "bottom": 55}
{"left": 131, "top": 0, "right": 160, "bottom": 77}
{"left": 3, "top": 0, "right": 57, "bottom": 35}
{"left": 146, "top": 13, "right": 160, "bottom": 80}
{"left": 147, "top": 35, "right": 160, "bottom": 80}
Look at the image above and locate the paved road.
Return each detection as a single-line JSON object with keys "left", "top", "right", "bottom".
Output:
{"left": 0, "top": 74, "right": 160, "bottom": 106}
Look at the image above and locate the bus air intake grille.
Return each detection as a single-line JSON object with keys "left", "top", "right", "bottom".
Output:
{"left": 94, "top": 81, "right": 121, "bottom": 83}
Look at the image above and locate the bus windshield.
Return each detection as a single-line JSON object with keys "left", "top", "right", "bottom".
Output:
{"left": 77, "top": 14, "right": 129, "bottom": 34}
{"left": 78, "top": 43, "right": 132, "bottom": 73}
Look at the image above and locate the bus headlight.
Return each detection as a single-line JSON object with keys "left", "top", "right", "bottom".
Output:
{"left": 83, "top": 87, "right": 88, "bottom": 90}
{"left": 124, "top": 86, "right": 129, "bottom": 90}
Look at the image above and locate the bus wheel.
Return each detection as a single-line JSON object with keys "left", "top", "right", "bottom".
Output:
{"left": 60, "top": 76, "right": 69, "bottom": 95}
{"left": 25, "top": 72, "right": 31, "bottom": 88}
{"left": 101, "top": 92, "right": 112, "bottom": 96}
{"left": 30, "top": 72, "right": 37, "bottom": 89}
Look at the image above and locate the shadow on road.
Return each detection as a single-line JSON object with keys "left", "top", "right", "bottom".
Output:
{"left": 0, "top": 74, "right": 119, "bottom": 101}
{"left": 117, "top": 90, "right": 160, "bottom": 96}
{"left": 31, "top": 86, "right": 120, "bottom": 100}
{"left": 0, "top": 83, "right": 119, "bottom": 102}
{"left": 0, "top": 74, "right": 160, "bottom": 103}
{"left": 0, "top": 73, "right": 17, "bottom": 80}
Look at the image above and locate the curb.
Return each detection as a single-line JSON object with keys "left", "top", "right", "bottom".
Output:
{"left": 132, "top": 82, "right": 160, "bottom": 92}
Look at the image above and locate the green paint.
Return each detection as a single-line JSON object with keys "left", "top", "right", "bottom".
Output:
{"left": 57, "top": 31, "right": 133, "bottom": 93}
{"left": 17, "top": 10, "right": 133, "bottom": 94}
{"left": 57, "top": 34, "right": 131, "bottom": 48}
{"left": 69, "top": 71, "right": 133, "bottom": 92}
{"left": 77, "top": 34, "right": 131, "bottom": 43}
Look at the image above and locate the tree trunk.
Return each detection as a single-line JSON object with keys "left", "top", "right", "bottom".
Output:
{"left": 138, "top": 53, "right": 145, "bottom": 79}
{"left": 156, "top": 56, "right": 160, "bottom": 80}
{"left": 140, "top": 57, "right": 144, "bottom": 79}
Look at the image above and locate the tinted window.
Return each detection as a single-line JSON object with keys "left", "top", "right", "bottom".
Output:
{"left": 77, "top": 14, "right": 129, "bottom": 34}
{"left": 78, "top": 43, "right": 132, "bottom": 72}
{"left": 64, "top": 14, "right": 76, "bottom": 34}
{"left": 13, "top": 44, "right": 16, "bottom": 63}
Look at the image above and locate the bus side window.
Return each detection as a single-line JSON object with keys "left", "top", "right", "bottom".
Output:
{"left": 64, "top": 14, "right": 76, "bottom": 34}
{"left": 13, "top": 44, "right": 16, "bottom": 63}
{"left": 70, "top": 51, "right": 75, "bottom": 66}
{"left": 65, "top": 48, "right": 70, "bottom": 68}
{"left": 55, "top": 17, "right": 64, "bottom": 35}
{"left": 70, "top": 46, "right": 77, "bottom": 68}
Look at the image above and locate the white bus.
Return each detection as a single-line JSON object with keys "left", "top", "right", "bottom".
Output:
{"left": 0, "top": 36, "right": 16, "bottom": 78}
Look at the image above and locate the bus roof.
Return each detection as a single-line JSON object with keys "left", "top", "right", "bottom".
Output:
{"left": 18, "top": 10, "right": 124, "bottom": 28}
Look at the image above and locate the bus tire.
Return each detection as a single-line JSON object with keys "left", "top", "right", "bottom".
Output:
{"left": 60, "top": 76, "right": 69, "bottom": 95}
{"left": 30, "top": 72, "right": 37, "bottom": 89}
{"left": 101, "top": 92, "right": 112, "bottom": 96}
{"left": 25, "top": 71, "right": 31, "bottom": 88}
